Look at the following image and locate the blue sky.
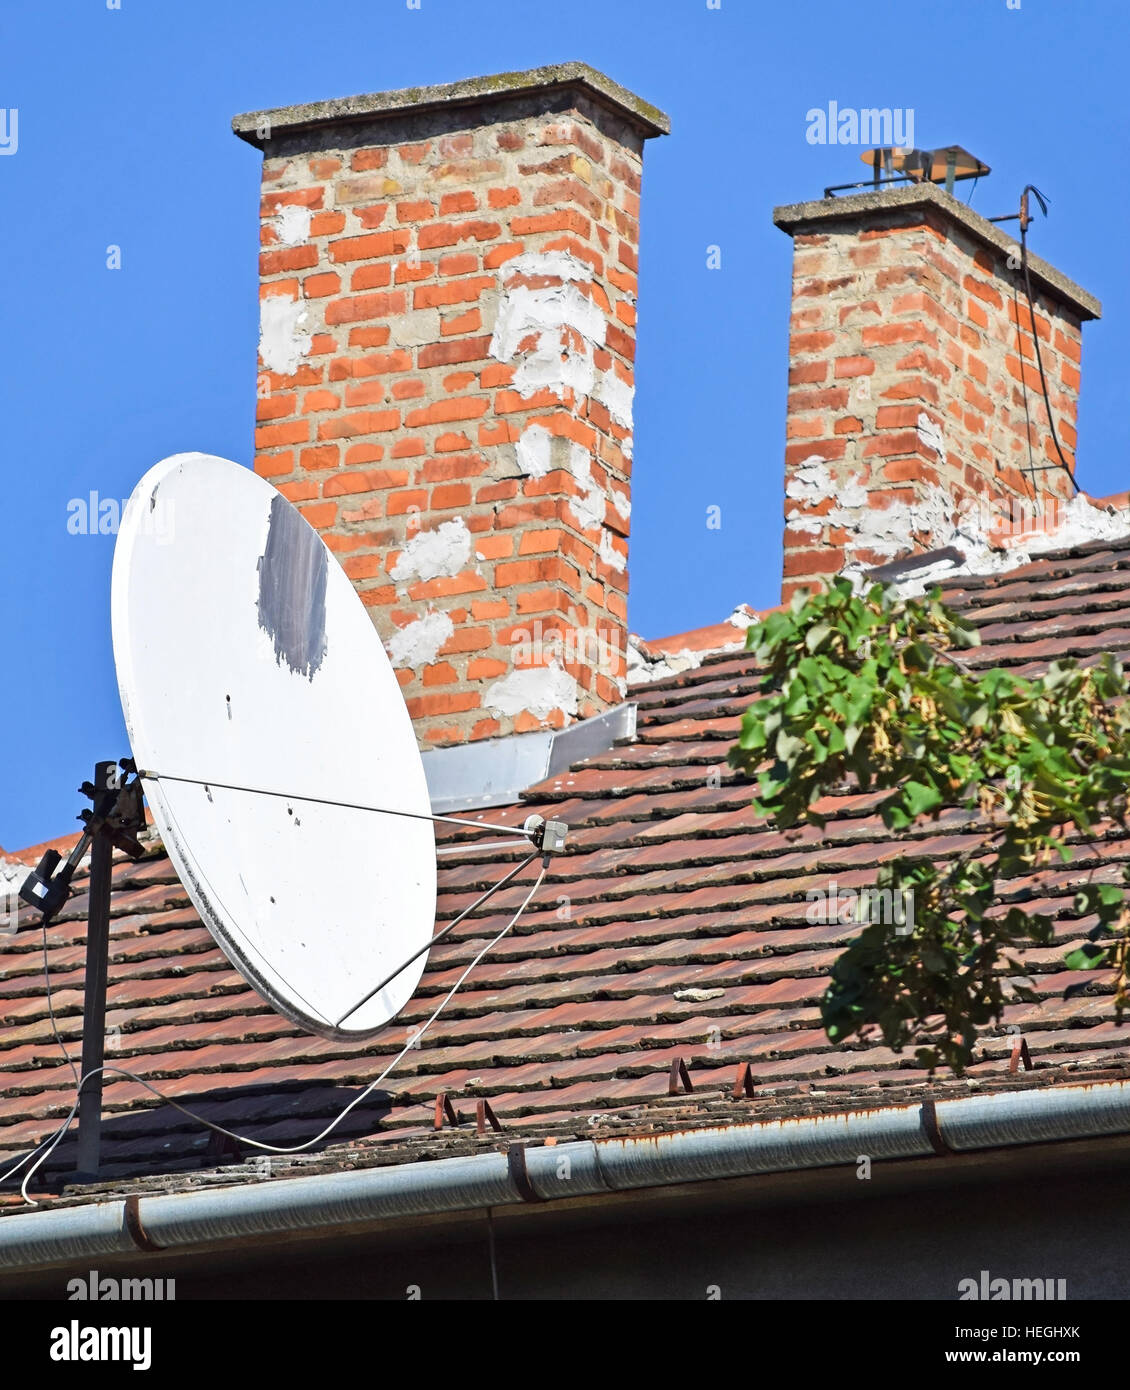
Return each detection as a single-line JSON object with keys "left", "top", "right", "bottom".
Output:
{"left": 2, "top": 0, "right": 1127, "bottom": 849}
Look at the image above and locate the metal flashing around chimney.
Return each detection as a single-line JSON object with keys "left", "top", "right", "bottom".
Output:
{"left": 423, "top": 703, "right": 637, "bottom": 813}
{"left": 864, "top": 546, "right": 966, "bottom": 584}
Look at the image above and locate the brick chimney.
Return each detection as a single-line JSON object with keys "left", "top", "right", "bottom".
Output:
{"left": 233, "top": 65, "right": 667, "bottom": 745}
{"left": 773, "top": 183, "right": 1101, "bottom": 601}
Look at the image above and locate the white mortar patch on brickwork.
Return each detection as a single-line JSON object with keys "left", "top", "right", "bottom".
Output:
{"left": 489, "top": 252, "right": 607, "bottom": 402}
{"left": 484, "top": 661, "right": 579, "bottom": 720}
{"left": 391, "top": 517, "right": 473, "bottom": 583}
{"left": 917, "top": 412, "right": 946, "bottom": 461}
{"left": 386, "top": 610, "right": 455, "bottom": 669}
{"left": 515, "top": 422, "right": 553, "bottom": 479}
{"left": 596, "top": 368, "right": 635, "bottom": 430}
{"left": 566, "top": 442, "right": 606, "bottom": 532}
{"left": 501, "top": 250, "right": 594, "bottom": 284}
{"left": 790, "top": 454, "right": 1130, "bottom": 592}
{"left": 599, "top": 529, "right": 626, "bottom": 573}
{"left": 272, "top": 204, "right": 312, "bottom": 247}
{"left": 259, "top": 294, "right": 311, "bottom": 375}
{"left": 1021, "top": 492, "right": 1130, "bottom": 553}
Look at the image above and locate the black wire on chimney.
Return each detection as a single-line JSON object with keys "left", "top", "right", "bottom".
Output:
{"left": 1016, "top": 184, "right": 1078, "bottom": 494}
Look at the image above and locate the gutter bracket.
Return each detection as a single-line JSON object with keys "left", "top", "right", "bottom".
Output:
{"left": 476, "top": 1099, "right": 502, "bottom": 1136}
{"left": 920, "top": 1095, "right": 955, "bottom": 1156}
{"left": 1009, "top": 1037, "right": 1034, "bottom": 1073}
{"left": 668, "top": 1057, "right": 694, "bottom": 1096}
{"left": 434, "top": 1093, "right": 462, "bottom": 1130}
{"left": 123, "top": 1195, "right": 165, "bottom": 1254}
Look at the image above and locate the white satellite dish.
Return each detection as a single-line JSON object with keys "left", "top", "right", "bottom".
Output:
{"left": 110, "top": 453, "right": 437, "bottom": 1040}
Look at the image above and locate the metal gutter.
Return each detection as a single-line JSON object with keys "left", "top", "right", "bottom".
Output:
{"left": 2, "top": 1079, "right": 1129, "bottom": 1272}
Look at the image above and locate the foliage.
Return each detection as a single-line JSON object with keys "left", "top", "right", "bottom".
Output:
{"left": 728, "top": 578, "right": 1130, "bottom": 1073}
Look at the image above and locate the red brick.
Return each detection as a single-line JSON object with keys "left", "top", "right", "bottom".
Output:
{"left": 484, "top": 243, "right": 523, "bottom": 270}
{"left": 256, "top": 393, "right": 297, "bottom": 421}
{"left": 439, "top": 191, "right": 478, "bottom": 215}
{"left": 316, "top": 410, "right": 401, "bottom": 440}
{"left": 310, "top": 211, "right": 346, "bottom": 237}
{"left": 468, "top": 657, "right": 508, "bottom": 679}
{"left": 344, "top": 380, "right": 388, "bottom": 407}
{"left": 397, "top": 200, "right": 436, "bottom": 222}
{"left": 422, "top": 662, "right": 459, "bottom": 686}
{"left": 299, "top": 501, "right": 337, "bottom": 527}
{"left": 260, "top": 245, "right": 318, "bottom": 275}
{"left": 417, "top": 220, "right": 502, "bottom": 250}
{"left": 833, "top": 355, "right": 874, "bottom": 378}
{"left": 346, "top": 326, "right": 391, "bottom": 349}
{"left": 874, "top": 405, "right": 921, "bottom": 429}
{"left": 351, "top": 263, "right": 393, "bottom": 291}
{"left": 414, "top": 276, "right": 492, "bottom": 309}
{"left": 438, "top": 252, "right": 479, "bottom": 277}
{"left": 404, "top": 397, "right": 489, "bottom": 427}
{"left": 441, "top": 308, "right": 482, "bottom": 337}
{"left": 512, "top": 211, "right": 590, "bottom": 237}
{"left": 323, "top": 469, "right": 406, "bottom": 496}
{"left": 255, "top": 452, "right": 294, "bottom": 478}
{"left": 329, "top": 230, "right": 412, "bottom": 263}
{"left": 343, "top": 445, "right": 388, "bottom": 467}
{"left": 299, "top": 445, "right": 339, "bottom": 471}
{"left": 325, "top": 291, "right": 407, "bottom": 324}
{"left": 387, "top": 489, "right": 428, "bottom": 515}
{"left": 352, "top": 148, "right": 388, "bottom": 171}
{"left": 964, "top": 274, "right": 1003, "bottom": 310}
{"left": 304, "top": 272, "right": 341, "bottom": 298}
{"left": 406, "top": 692, "right": 481, "bottom": 718}
{"left": 261, "top": 187, "right": 323, "bottom": 214}
{"left": 256, "top": 419, "right": 308, "bottom": 448}
{"left": 432, "top": 484, "right": 472, "bottom": 509}
{"left": 418, "top": 336, "right": 492, "bottom": 369}
{"left": 861, "top": 322, "right": 938, "bottom": 348}
{"left": 356, "top": 206, "right": 389, "bottom": 230}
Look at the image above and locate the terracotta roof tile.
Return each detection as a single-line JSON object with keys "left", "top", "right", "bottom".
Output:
{"left": 7, "top": 534, "right": 1130, "bottom": 1200}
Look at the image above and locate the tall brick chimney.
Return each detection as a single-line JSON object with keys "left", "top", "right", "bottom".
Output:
{"left": 773, "top": 183, "right": 1101, "bottom": 601}
{"left": 233, "top": 64, "right": 667, "bottom": 746}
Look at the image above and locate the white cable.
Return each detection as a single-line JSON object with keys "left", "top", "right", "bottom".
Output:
{"left": 5, "top": 865, "right": 547, "bottom": 1205}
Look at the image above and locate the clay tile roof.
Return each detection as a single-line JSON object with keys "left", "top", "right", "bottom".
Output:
{"left": 5, "top": 534, "right": 1130, "bottom": 1203}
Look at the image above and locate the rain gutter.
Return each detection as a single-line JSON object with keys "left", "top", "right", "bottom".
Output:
{"left": 2, "top": 1079, "right": 1128, "bottom": 1272}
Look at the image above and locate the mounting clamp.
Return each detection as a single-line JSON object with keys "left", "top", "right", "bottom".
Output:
{"left": 522, "top": 815, "right": 568, "bottom": 855}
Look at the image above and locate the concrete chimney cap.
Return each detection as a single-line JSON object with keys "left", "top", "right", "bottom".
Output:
{"left": 232, "top": 61, "right": 670, "bottom": 147}
{"left": 773, "top": 181, "right": 1100, "bottom": 322}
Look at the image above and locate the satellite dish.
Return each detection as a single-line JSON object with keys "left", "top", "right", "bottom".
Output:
{"left": 110, "top": 453, "right": 436, "bottom": 1040}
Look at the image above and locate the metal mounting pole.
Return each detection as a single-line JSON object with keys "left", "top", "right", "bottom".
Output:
{"left": 74, "top": 761, "right": 118, "bottom": 1181}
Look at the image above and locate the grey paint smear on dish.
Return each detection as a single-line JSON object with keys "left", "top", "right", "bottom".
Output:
{"left": 257, "top": 493, "right": 328, "bottom": 679}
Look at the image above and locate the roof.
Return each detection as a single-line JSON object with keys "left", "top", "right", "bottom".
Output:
{"left": 5, "top": 533, "right": 1130, "bottom": 1208}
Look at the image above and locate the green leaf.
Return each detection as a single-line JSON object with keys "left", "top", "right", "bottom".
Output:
{"left": 1065, "top": 943, "right": 1109, "bottom": 970}
{"left": 903, "top": 779, "right": 943, "bottom": 818}
{"left": 805, "top": 622, "right": 832, "bottom": 653}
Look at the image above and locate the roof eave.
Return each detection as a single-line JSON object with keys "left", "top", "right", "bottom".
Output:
{"left": 2, "top": 1077, "right": 1129, "bottom": 1274}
